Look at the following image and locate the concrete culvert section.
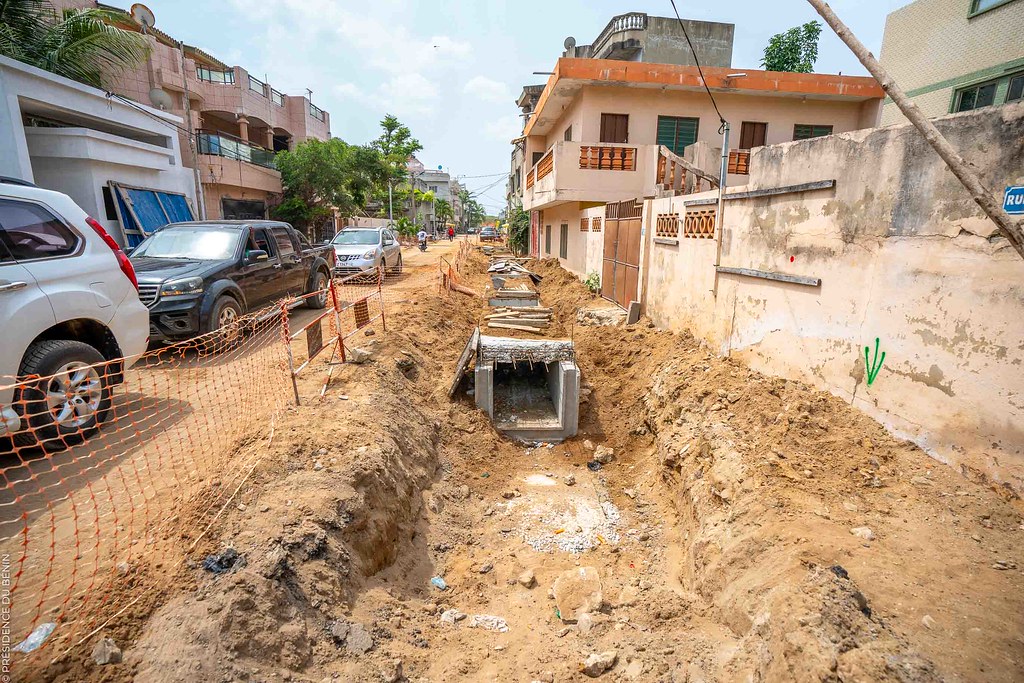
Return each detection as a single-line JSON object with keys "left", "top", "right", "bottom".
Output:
{"left": 474, "top": 335, "right": 580, "bottom": 441}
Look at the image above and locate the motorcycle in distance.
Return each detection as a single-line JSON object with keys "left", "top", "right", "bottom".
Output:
{"left": 417, "top": 229, "right": 428, "bottom": 252}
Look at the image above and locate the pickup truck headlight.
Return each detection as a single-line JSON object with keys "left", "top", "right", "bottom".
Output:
{"left": 161, "top": 276, "right": 204, "bottom": 297}
{"left": 361, "top": 249, "right": 377, "bottom": 260}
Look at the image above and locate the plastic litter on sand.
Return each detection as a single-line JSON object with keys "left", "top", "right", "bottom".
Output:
{"left": 522, "top": 498, "right": 621, "bottom": 553}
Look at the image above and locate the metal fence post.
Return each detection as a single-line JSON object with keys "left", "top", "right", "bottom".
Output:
{"left": 378, "top": 265, "right": 387, "bottom": 332}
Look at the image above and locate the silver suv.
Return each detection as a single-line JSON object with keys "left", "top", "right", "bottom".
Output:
{"left": 330, "top": 227, "right": 403, "bottom": 277}
{"left": 0, "top": 180, "right": 148, "bottom": 449}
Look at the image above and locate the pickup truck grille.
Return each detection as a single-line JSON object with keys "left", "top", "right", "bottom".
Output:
{"left": 138, "top": 284, "right": 160, "bottom": 308}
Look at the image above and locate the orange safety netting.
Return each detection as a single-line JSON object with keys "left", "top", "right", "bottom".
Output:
{"left": 0, "top": 268, "right": 392, "bottom": 671}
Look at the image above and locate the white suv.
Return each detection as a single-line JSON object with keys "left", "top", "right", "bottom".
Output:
{"left": 0, "top": 180, "right": 148, "bottom": 449}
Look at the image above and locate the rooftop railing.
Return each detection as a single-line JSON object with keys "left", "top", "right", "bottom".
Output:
{"left": 309, "top": 102, "right": 326, "bottom": 122}
{"left": 591, "top": 12, "right": 648, "bottom": 58}
{"left": 248, "top": 74, "right": 266, "bottom": 96}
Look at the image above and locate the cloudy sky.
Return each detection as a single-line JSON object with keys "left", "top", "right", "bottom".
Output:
{"left": 149, "top": 0, "right": 907, "bottom": 213}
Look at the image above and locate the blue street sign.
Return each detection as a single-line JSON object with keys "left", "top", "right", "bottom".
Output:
{"left": 1004, "top": 186, "right": 1024, "bottom": 215}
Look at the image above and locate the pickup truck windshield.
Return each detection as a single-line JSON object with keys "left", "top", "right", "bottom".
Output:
{"left": 331, "top": 230, "right": 379, "bottom": 246}
{"left": 134, "top": 228, "right": 240, "bottom": 260}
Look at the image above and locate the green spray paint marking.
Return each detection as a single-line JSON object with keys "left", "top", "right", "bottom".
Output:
{"left": 864, "top": 338, "right": 886, "bottom": 386}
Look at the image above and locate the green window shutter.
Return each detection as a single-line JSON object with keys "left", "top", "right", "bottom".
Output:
{"left": 794, "top": 124, "right": 834, "bottom": 140}
{"left": 656, "top": 116, "right": 700, "bottom": 155}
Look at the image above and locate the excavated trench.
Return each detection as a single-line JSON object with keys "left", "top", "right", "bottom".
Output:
{"left": 68, "top": 246, "right": 1024, "bottom": 683}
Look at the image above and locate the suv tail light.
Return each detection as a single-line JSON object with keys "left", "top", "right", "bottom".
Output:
{"left": 85, "top": 216, "right": 138, "bottom": 291}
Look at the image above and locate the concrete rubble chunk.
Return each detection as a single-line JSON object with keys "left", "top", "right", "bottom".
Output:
{"left": 380, "top": 659, "right": 404, "bottom": 683}
{"left": 92, "top": 637, "right": 122, "bottom": 665}
{"left": 468, "top": 614, "right": 509, "bottom": 632}
{"left": 552, "top": 566, "right": 603, "bottom": 621}
{"left": 349, "top": 347, "right": 375, "bottom": 364}
{"left": 518, "top": 569, "right": 536, "bottom": 588}
{"left": 345, "top": 622, "right": 374, "bottom": 654}
{"left": 581, "top": 650, "right": 618, "bottom": 677}
{"left": 440, "top": 609, "right": 466, "bottom": 625}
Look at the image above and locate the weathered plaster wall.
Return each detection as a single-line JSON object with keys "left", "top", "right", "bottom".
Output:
{"left": 644, "top": 102, "right": 1024, "bottom": 493}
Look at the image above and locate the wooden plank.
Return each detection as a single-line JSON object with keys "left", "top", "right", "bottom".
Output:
{"left": 448, "top": 327, "right": 480, "bottom": 398}
{"left": 486, "top": 323, "right": 546, "bottom": 334}
{"left": 715, "top": 266, "right": 821, "bottom": 287}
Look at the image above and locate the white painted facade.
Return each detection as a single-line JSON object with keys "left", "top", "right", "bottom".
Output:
{"left": 0, "top": 55, "right": 196, "bottom": 246}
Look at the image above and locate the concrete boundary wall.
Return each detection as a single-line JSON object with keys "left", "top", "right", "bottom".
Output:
{"left": 642, "top": 102, "right": 1024, "bottom": 493}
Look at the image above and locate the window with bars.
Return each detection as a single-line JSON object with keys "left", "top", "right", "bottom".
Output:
{"left": 580, "top": 217, "right": 590, "bottom": 232}
{"left": 591, "top": 217, "right": 602, "bottom": 233}
{"left": 559, "top": 224, "right": 568, "bottom": 259}
{"left": 655, "top": 213, "right": 680, "bottom": 238}
{"left": 656, "top": 116, "right": 699, "bottom": 155}
{"left": 683, "top": 208, "right": 716, "bottom": 239}
{"left": 793, "top": 124, "right": 833, "bottom": 140}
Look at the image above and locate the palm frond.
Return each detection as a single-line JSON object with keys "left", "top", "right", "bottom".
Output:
{"left": 0, "top": 0, "right": 53, "bottom": 60}
{"left": 31, "top": 8, "right": 149, "bottom": 88}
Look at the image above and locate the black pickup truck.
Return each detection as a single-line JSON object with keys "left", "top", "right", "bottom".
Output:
{"left": 130, "top": 220, "right": 334, "bottom": 342}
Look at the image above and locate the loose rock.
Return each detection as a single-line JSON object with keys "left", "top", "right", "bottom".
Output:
{"left": 518, "top": 569, "right": 536, "bottom": 588}
{"left": 92, "top": 637, "right": 121, "bottom": 665}
{"left": 581, "top": 650, "right": 618, "bottom": 677}
{"left": 552, "top": 566, "right": 603, "bottom": 621}
{"left": 851, "top": 526, "right": 875, "bottom": 541}
{"left": 345, "top": 623, "right": 374, "bottom": 654}
{"left": 593, "top": 446, "right": 615, "bottom": 464}
{"left": 380, "top": 659, "right": 404, "bottom": 683}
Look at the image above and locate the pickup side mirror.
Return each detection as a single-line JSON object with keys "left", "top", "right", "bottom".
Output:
{"left": 245, "top": 249, "right": 269, "bottom": 263}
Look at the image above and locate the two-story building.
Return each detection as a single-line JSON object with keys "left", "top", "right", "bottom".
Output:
{"left": 879, "top": 0, "right": 1023, "bottom": 125}
{"left": 62, "top": 0, "right": 332, "bottom": 227}
{"left": 516, "top": 15, "right": 884, "bottom": 280}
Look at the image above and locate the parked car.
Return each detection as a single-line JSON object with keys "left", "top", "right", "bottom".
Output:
{"left": 479, "top": 227, "right": 499, "bottom": 242}
{"left": 330, "top": 227, "right": 402, "bottom": 277}
{"left": 130, "top": 220, "right": 334, "bottom": 342}
{"left": 0, "top": 180, "right": 148, "bottom": 448}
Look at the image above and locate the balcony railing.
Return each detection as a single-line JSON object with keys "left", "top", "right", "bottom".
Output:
{"left": 196, "top": 66, "right": 234, "bottom": 84}
{"left": 591, "top": 12, "right": 648, "bottom": 58}
{"left": 196, "top": 129, "right": 276, "bottom": 169}
{"left": 728, "top": 149, "right": 751, "bottom": 175}
{"left": 248, "top": 74, "right": 266, "bottom": 96}
{"left": 579, "top": 145, "right": 636, "bottom": 171}
{"left": 656, "top": 146, "right": 719, "bottom": 195}
{"left": 309, "top": 102, "right": 326, "bottom": 122}
{"left": 270, "top": 88, "right": 285, "bottom": 107}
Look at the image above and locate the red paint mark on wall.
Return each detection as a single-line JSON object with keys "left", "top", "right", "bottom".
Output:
{"left": 790, "top": 256, "right": 795, "bottom": 262}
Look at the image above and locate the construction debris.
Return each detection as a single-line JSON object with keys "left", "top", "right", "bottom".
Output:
{"left": 448, "top": 327, "right": 480, "bottom": 397}
{"left": 488, "top": 259, "right": 543, "bottom": 284}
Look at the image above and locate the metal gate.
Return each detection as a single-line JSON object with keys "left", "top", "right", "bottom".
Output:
{"left": 601, "top": 198, "right": 642, "bottom": 309}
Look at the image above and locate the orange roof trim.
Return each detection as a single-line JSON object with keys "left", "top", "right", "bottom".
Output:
{"left": 523, "top": 58, "right": 884, "bottom": 137}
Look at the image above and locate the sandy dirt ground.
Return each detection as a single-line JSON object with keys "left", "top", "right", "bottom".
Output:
{"left": 33, "top": 239, "right": 1024, "bottom": 682}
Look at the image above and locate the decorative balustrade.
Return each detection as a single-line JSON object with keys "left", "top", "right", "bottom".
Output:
{"left": 579, "top": 146, "right": 636, "bottom": 171}
{"left": 657, "top": 146, "right": 720, "bottom": 195}
{"left": 728, "top": 150, "right": 751, "bottom": 175}
{"left": 591, "top": 12, "right": 648, "bottom": 57}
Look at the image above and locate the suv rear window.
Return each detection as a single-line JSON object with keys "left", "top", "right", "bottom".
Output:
{"left": 0, "top": 199, "right": 78, "bottom": 260}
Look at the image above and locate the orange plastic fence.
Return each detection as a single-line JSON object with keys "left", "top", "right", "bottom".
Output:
{"left": 0, "top": 262, "right": 396, "bottom": 672}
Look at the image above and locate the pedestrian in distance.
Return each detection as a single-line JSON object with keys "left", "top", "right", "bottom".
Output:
{"left": 447, "top": 226, "right": 455, "bottom": 242}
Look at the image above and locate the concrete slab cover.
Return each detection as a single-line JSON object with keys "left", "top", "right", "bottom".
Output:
{"left": 479, "top": 335, "right": 575, "bottom": 364}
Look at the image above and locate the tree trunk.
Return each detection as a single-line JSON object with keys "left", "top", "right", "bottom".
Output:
{"left": 806, "top": 0, "right": 1024, "bottom": 259}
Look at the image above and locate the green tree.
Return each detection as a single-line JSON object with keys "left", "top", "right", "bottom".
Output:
{"left": 434, "top": 198, "right": 454, "bottom": 226}
{"left": 761, "top": 21, "right": 822, "bottom": 73}
{"left": 506, "top": 205, "right": 530, "bottom": 255}
{"left": 272, "top": 138, "right": 386, "bottom": 237}
{"left": 411, "top": 188, "right": 434, "bottom": 227}
{"left": 371, "top": 115, "right": 423, "bottom": 219}
{"left": 0, "top": 1, "right": 150, "bottom": 89}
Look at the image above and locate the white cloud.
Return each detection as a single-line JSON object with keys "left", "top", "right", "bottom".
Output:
{"left": 484, "top": 115, "right": 524, "bottom": 144}
{"left": 463, "top": 76, "right": 513, "bottom": 103}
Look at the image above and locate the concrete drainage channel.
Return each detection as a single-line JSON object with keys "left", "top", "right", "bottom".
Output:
{"left": 452, "top": 258, "right": 581, "bottom": 442}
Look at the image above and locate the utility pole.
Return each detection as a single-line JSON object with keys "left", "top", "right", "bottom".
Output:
{"left": 806, "top": 0, "right": 1024, "bottom": 259}
{"left": 387, "top": 180, "right": 393, "bottom": 225}
{"left": 713, "top": 122, "right": 730, "bottom": 296}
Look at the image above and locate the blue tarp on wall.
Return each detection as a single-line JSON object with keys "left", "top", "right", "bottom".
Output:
{"left": 111, "top": 184, "right": 195, "bottom": 247}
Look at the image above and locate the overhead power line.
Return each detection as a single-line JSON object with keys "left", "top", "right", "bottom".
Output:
{"left": 668, "top": 0, "right": 726, "bottom": 130}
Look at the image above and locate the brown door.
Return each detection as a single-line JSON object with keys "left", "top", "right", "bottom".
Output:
{"left": 739, "top": 121, "right": 767, "bottom": 149}
{"left": 601, "top": 199, "right": 642, "bottom": 309}
{"left": 600, "top": 114, "right": 629, "bottom": 144}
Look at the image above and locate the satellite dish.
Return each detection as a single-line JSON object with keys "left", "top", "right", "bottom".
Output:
{"left": 564, "top": 36, "right": 576, "bottom": 50}
{"left": 148, "top": 87, "right": 173, "bottom": 110}
{"left": 130, "top": 3, "right": 156, "bottom": 32}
